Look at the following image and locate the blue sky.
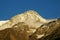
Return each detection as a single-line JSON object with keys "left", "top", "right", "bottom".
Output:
{"left": 0, "top": 0, "right": 60, "bottom": 20}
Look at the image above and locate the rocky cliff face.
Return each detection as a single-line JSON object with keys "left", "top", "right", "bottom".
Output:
{"left": 0, "top": 10, "right": 60, "bottom": 40}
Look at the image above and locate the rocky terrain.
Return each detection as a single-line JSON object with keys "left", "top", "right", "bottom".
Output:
{"left": 0, "top": 10, "right": 60, "bottom": 40}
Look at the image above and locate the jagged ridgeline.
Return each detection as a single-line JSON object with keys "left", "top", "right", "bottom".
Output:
{"left": 0, "top": 10, "right": 60, "bottom": 40}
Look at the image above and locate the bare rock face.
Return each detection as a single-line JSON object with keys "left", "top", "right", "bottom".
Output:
{"left": 0, "top": 10, "right": 60, "bottom": 40}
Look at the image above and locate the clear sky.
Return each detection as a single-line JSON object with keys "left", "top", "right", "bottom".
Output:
{"left": 0, "top": 0, "right": 60, "bottom": 20}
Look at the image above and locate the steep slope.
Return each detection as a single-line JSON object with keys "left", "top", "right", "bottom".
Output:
{"left": 29, "top": 18, "right": 60, "bottom": 40}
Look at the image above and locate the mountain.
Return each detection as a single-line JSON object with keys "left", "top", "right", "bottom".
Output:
{"left": 0, "top": 10, "right": 60, "bottom": 40}
{"left": 0, "top": 10, "right": 55, "bottom": 30}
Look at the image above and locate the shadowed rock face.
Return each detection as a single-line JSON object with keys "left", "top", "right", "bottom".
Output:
{"left": 29, "top": 19, "right": 60, "bottom": 40}
{"left": 0, "top": 10, "right": 60, "bottom": 40}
